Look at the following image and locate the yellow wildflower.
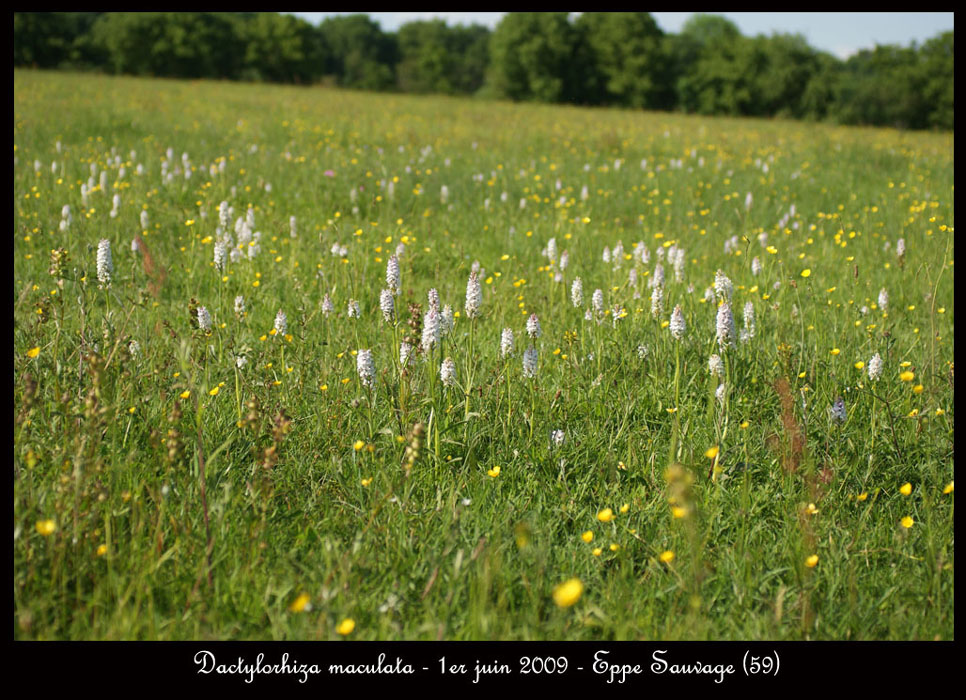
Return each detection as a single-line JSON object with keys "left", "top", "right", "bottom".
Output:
{"left": 552, "top": 578, "right": 583, "bottom": 608}
{"left": 336, "top": 618, "right": 355, "bottom": 635}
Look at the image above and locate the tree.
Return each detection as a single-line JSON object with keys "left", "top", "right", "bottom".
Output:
{"left": 487, "top": 12, "right": 599, "bottom": 104}
{"left": 239, "top": 13, "right": 326, "bottom": 83}
{"left": 449, "top": 25, "right": 491, "bottom": 95}
{"left": 831, "top": 44, "right": 927, "bottom": 129}
{"left": 675, "top": 33, "right": 756, "bottom": 114}
{"left": 753, "top": 34, "right": 823, "bottom": 118}
{"left": 396, "top": 20, "right": 456, "bottom": 94}
{"left": 577, "top": 12, "right": 671, "bottom": 109}
{"left": 680, "top": 13, "right": 741, "bottom": 48}
{"left": 673, "top": 14, "right": 748, "bottom": 115}
{"left": 918, "top": 31, "right": 953, "bottom": 130}
{"left": 319, "top": 15, "right": 397, "bottom": 90}
{"left": 396, "top": 20, "right": 491, "bottom": 95}
{"left": 90, "top": 13, "right": 245, "bottom": 80}
{"left": 14, "top": 12, "right": 103, "bottom": 68}
{"left": 799, "top": 52, "right": 841, "bottom": 122}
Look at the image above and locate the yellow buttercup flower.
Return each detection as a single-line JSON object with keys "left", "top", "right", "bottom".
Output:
{"left": 659, "top": 550, "right": 675, "bottom": 563}
{"left": 704, "top": 446, "right": 719, "bottom": 459}
{"left": 597, "top": 508, "right": 614, "bottom": 522}
{"left": 899, "top": 482, "right": 912, "bottom": 496}
{"left": 552, "top": 578, "right": 583, "bottom": 608}
{"left": 899, "top": 371, "right": 915, "bottom": 382}
{"left": 487, "top": 466, "right": 501, "bottom": 478}
{"left": 800, "top": 269, "right": 811, "bottom": 278}
{"left": 900, "top": 516, "right": 914, "bottom": 529}
{"left": 208, "top": 386, "right": 219, "bottom": 396}
{"left": 26, "top": 346, "right": 40, "bottom": 358}
{"left": 179, "top": 390, "right": 191, "bottom": 399}
{"left": 36, "top": 519, "right": 56, "bottom": 536}
{"left": 353, "top": 440, "right": 365, "bottom": 451}
{"left": 289, "top": 593, "right": 311, "bottom": 613}
{"left": 581, "top": 530, "right": 594, "bottom": 543}
{"left": 942, "top": 481, "right": 954, "bottom": 495}
{"left": 336, "top": 618, "right": 355, "bottom": 635}
{"left": 805, "top": 554, "right": 819, "bottom": 568}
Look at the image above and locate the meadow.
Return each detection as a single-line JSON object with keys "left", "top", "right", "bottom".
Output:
{"left": 13, "top": 70, "right": 954, "bottom": 640}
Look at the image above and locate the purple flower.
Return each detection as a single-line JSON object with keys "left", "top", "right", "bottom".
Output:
{"left": 830, "top": 397, "right": 847, "bottom": 423}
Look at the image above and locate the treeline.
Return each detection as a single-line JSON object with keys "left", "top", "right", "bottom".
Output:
{"left": 14, "top": 12, "right": 953, "bottom": 130}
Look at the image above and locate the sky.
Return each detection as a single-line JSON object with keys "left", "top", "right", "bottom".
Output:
{"left": 289, "top": 12, "right": 954, "bottom": 59}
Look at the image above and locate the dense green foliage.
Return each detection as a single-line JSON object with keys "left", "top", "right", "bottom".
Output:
{"left": 485, "top": 12, "right": 600, "bottom": 105}
{"left": 319, "top": 14, "right": 398, "bottom": 91}
{"left": 577, "top": 12, "right": 673, "bottom": 110}
{"left": 13, "top": 12, "right": 954, "bottom": 126}
{"left": 13, "top": 70, "right": 954, "bottom": 641}
{"left": 397, "top": 20, "right": 490, "bottom": 95}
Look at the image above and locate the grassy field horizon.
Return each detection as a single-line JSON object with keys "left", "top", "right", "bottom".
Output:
{"left": 14, "top": 68, "right": 954, "bottom": 640}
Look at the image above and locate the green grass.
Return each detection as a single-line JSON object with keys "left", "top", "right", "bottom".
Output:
{"left": 13, "top": 69, "right": 954, "bottom": 640}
